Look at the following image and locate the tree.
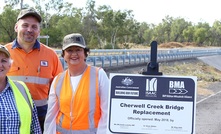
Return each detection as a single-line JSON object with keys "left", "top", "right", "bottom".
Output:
{"left": 0, "top": 6, "right": 17, "bottom": 42}
{"left": 209, "top": 21, "right": 221, "bottom": 46}
{"left": 170, "top": 18, "right": 190, "bottom": 42}
{"left": 82, "top": 0, "right": 100, "bottom": 48}
{"left": 193, "top": 22, "right": 210, "bottom": 45}
{"left": 4, "top": 0, "right": 23, "bottom": 9}
{"left": 143, "top": 24, "right": 155, "bottom": 45}
{"left": 183, "top": 25, "right": 195, "bottom": 42}
{"left": 1, "top": 1, "right": 221, "bottom": 47}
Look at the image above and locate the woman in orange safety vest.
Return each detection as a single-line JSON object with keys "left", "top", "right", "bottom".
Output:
{"left": 44, "top": 33, "right": 109, "bottom": 134}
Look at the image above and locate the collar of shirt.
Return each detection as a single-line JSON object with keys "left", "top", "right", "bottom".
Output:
{"left": 12, "top": 39, "right": 40, "bottom": 50}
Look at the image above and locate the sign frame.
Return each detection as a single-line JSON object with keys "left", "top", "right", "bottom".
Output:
{"left": 107, "top": 73, "right": 197, "bottom": 134}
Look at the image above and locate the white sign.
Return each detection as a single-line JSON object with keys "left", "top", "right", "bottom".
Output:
{"left": 107, "top": 73, "right": 197, "bottom": 134}
{"left": 38, "top": 35, "right": 50, "bottom": 39}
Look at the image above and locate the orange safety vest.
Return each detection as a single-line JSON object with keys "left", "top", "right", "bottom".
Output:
{"left": 5, "top": 42, "right": 63, "bottom": 107}
{"left": 54, "top": 66, "right": 100, "bottom": 133}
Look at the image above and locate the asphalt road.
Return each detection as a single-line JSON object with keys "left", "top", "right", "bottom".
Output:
{"left": 196, "top": 82, "right": 221, "bottom": 134}
{"left": 195, "top": 55, "right": 221, "bottom": 134}
{"left": 197, "top": 55, "right": 221, "bottom": 71}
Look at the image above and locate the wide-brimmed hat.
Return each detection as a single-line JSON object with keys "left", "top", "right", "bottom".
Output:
{"left": 0, "top": 44, "right": 10, "bottom": 58}
{"left": 17, "top": 8, "right": 42, "bottom": 22}
{"left": 62, "top": 33, "right": 86, "bottom": 50}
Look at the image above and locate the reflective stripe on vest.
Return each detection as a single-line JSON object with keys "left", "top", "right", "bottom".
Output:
{"left": 56, "top": 126, "right": 97, "bottom": 134}
{"left": 13, "top": 81, "right": 33, "bottom": 117}
{"left": 34, "top": 98, "right": 48, "bottom": 106}
{"left": 55, "top": 66, "right": 100, "bottom": 133}
{"left": 8, "top": 76, "right": 50, "bottom": 106}
{"left": 8, "top": 76, "right": 51, "bottom": 85}
{"left": 9, "top": 78, "right": 33, "bottom": 134}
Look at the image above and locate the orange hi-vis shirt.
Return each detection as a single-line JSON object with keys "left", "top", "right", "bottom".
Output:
{"left": 5, "top": 41, "right": 63, "bottom": 108}
{"left": 54, "top": 66, "right": 100, "bottom": 133}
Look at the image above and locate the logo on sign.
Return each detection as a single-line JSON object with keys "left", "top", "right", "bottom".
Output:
{"left": 169, "top": 81, "right": 188, "bottom": 94}
{"left": 145, "top": 78, "right": 157, "bottom": 97}
{"left": 121, "top": 77, "right": 134, "bottom": 86}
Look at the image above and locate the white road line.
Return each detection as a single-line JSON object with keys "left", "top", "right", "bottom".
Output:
{"left": 196, "top": 90, "right": 221, "bottom": 104}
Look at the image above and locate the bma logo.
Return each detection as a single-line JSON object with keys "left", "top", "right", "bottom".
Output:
{"left": 169, "top": 81, "right": 188, "bottom": 94}
{"left": 145, "top": 78, "right": 157, "bottom": 97}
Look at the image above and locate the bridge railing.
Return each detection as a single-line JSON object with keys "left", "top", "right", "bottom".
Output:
{"left": 56, "top": 48, "right": 221, "bottom": 69}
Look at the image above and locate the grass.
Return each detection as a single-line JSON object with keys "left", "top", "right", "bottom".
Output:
{"left": 159, "top": 59, "right": 221, "bottom": 82}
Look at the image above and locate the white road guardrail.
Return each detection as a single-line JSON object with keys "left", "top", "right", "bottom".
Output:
{"left": 55, "top": 48, "right": 221, "bottom": 69}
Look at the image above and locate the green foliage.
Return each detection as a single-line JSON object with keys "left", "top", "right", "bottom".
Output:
{"left": 88, "top": 34, "right": 100, "bottom": 49}
{"left": 1, "top": 1, "right": 221, "bottom": 48}
{"left": 183, "top": 26, "right": 194, "bottom": 42}
{"left": 0, "top": 6, "right": 18, "bottom": 42}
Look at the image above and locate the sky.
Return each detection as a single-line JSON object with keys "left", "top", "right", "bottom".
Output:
{"left": 1, "top": 0, "right": 221, "bottom": 26}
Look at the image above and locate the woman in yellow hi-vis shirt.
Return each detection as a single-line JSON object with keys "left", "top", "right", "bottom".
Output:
{"left": 0, "top": 44, "right": 42, "bottom": 133}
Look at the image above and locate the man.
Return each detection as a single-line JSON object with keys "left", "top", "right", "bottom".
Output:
{"left": 5, "top": 8, "right": 63, "bottom": 132}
